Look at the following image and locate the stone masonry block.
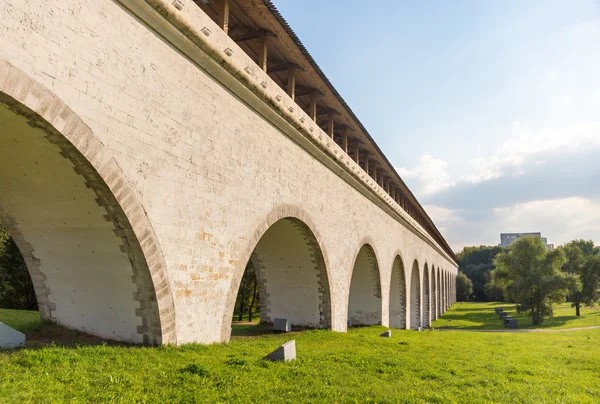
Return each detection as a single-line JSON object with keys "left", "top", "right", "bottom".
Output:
{"left": 273, "top": 318, "right": 291, "bottom": 332}
{"left": 0, "top": 322, "right": 26, "bottom": 349}
{"left": 264, "top": 340, "right": 296, "bottom": 362}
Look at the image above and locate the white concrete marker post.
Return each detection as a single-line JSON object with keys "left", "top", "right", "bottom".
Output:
{"left": 273, "top": 318, "right": 291, "bottom": 332}
{"left": 264, "top": 340, "right": 296, "bottom": 362}
{"left": 0, "top": 322, "right": 26, "bottom": 349}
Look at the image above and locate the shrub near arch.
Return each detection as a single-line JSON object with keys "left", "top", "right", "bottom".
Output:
{"left": 0, "top": 60, "right": 176, "bottom": 344}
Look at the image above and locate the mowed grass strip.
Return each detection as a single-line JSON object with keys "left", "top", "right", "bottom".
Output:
{"left": 431, "top": 302, "right": 600, "bottom": 330}
{"left": 0, "top": 308, "right": 41, "bottom": 333}
{"left": 1, "top": 309, "right": 600, "bottom": 403}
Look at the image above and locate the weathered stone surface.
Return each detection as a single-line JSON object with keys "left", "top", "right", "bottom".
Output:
{"left": 0, "top": 0, "right": 459, "bottom": 345}
{"left": 264, "top": 340, "right": 296, "bottom": 362}
{"left": 0, "top": 323, "right": 25, "bottom": 349}
{"left": 380, "top": 330, "right": 392, "bottom": 338}
{"left": 273, "top": 318, "right": 291, "bottom": 332}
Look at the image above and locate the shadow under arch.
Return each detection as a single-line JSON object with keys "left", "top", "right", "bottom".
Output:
{"left": 431, "top": 265, "right": 437, "bottom": 321}
{"left": 348, "top": 242, "right": 382, "bottom": 326}
{"left": 389, "top": 253, "right": 407, "bottom": 329}
{"left": 437, "top": 267, "right": 442, "bottom": 316}
{"left": 409, "top": 259, "right": 421, "bottom": 329}
{"left": 221, "top": 204, "right": 332, "bottom": 341}
{"left": 423, "top": 263, "right": 430, "bottom": 327}
{"left": 0, "top": 60, "right": 176, "bottom": 344}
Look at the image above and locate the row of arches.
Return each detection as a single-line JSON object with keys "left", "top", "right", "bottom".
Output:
{"left": 1, "top": 60, "right": 456, "bottom": 345}
{"left": 228, "top": 215, "right": 457, "bottom": 336}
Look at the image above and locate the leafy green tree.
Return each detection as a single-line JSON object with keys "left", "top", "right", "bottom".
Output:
{"left": 493, "top": 236, "right": 570, "bottom": 324}
{"left": 560, "top": 240, "right": 600, "bottom": 316}
{"left": 0, "top": 223, "right": 38, "bottom": 310}
{"left": 457, "top": 245, "right": 504, "bottom": 301}
{"left": 483, "top": 278, "right": 505, "bottom": 302}
{"left": 234, "top": 261, "right": 260, "bottom": 322}
{"left": 456, "top": 272, "right": 473, "bottom": 301}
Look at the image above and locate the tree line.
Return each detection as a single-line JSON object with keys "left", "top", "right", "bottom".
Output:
{"left": 0, "top": 222, "right": 38, "bottom": 310}
{"left": 456, "top": 236, "right": 600, "bottom": 324}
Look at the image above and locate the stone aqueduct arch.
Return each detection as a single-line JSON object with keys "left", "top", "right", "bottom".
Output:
{"left": 0, "top": 60, "right": 177, "bottom": 345}
{"left": 389, "top": 254, "right": 407, "bottom": 329}
{"left": 220, "top": 204, "right": 333, "bottom": 341}
{"left": 0, "top": 1, "right": 459, "bottom": 344}
{"left": 348, "top": 241, "right": 383, "bottom": 326}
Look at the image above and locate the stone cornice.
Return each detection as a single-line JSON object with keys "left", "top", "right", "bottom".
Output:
{"left": 116, "top": 0, "right": 458, "bottom": 268}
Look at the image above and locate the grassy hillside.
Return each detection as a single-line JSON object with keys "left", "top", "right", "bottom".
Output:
{"left": 1, "top": 307, "right": 600, "bottom": 402}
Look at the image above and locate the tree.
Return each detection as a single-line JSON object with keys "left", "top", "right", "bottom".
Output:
{"left": 0, "top": 223, "right": 38, "bottom": 310}
{"left": 457, "top": 245, "right": 504, "bottom": 301}
{"left": 234, "top": 261, "right": 260, "bottom": 322}
{"left": 456, "top": 272, "right": 473, "bottom": 301}
{"left": 560, "top": 240, "right": 600, "bottom": 316}
{"left": 493, "top": 236, "right": 570, "bottom": 325}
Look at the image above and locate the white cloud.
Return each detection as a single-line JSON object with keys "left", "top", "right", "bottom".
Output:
{"left": 396, "top": 154, "right": 453, "bottom": 196}
{"left": 398, "top": 122, "right": 600, "bottom": 199}
{"left": 463, "top": 122, "right": 600, "bottom": 184}
{"left": 492, "top": 197, "right": 600, "bottom": 246}
{"left": 422, "top": 204, "right": 464, "bottom": 248}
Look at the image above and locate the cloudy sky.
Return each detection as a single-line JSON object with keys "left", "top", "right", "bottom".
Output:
{"left": 276, "top": 0, "right": 600, "bottom": 251}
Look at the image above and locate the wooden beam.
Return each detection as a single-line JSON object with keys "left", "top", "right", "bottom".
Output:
{"left": 342, "top": 129, "right": 348, "bottom": 154}
{"left": 295, "top": 86, "right": 324, "bottom": 97}
{"left": 317, "top": 109, "right": 340, "bottom": 116}
{"left": 365, "top": 153, "right": 370, "bottom": 174}
{"left": 327, "top": 110, "right": 334, "bottom": 139}
{"left": 232, "top": 29, "right": 276, "bottom": 43}
{"left": 267, "top": 61, "right": 304, "bottom": 74}
{"left": 218, "top": 0, "right": 230, "bottom": 34}
{"left": 287, "top": 67, "right": 296, "bottom": 100}
{"left": 258, "top": 33, "right": 268, "bottom": 72}
{"left": 353, "top": 143, "right": 360, "bottom": 164}
{"left": 309, "top": 92, "right": 317, "bottom": 122}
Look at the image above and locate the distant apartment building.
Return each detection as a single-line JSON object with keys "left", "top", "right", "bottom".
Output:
{"left": 500, "top": 232, "right": 554, "bottom": 249}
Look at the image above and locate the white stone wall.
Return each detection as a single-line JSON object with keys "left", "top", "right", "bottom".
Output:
{"left": 0, "top": 0, "right": 458, "bottom": 344}
{"left": 348, "top": 245, "right": 382, "bottom": 326}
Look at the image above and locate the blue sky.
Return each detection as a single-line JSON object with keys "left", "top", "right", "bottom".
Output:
{"left": 275, "top": 0, "right": 600, "bottom": 250}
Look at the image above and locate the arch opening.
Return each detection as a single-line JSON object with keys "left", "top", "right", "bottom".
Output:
{"left": 423, "top": 264, "right": 430, "bottom": 328}
{"left": 348, "top": 244, "right": 382, "bottom": 326}
{"left": 235, "top": 217, "right": 331, "bottom": 329}
{"left": 389, "top": 255, "right": 407, "bottom": 329}
{"left": 431, "top": 267, "right": 437, "bottom": 321}
{"left": 409, "top": 260, "right": 421, "bottom": 330}
{"left": 0, "top": 86, "right": 171, "bottom": 344}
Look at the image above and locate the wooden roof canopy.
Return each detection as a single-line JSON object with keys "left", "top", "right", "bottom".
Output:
{"left": 192, "top": 0, "right": 457, "bottom": 263}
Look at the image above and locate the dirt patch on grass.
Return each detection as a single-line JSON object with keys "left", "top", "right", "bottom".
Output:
{"left": 24, "top": 324, "right": 131, "bottom": 349}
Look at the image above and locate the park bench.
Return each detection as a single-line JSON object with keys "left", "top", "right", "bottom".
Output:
{"left": 502, "top": 316, "right": 518, "bottom": 329}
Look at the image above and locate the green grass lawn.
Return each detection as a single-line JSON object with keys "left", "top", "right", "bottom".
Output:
{"left": 0, "top": 308, "right": 42, "bottom": 333}
{"left": 431, "top": 302, "right": 600, "bottom": 330}
{"left": 232, "top": 311, "right": 261, "bottom": 323}
{"left": 1, "top": 308, "right": 600, "bottom": 402}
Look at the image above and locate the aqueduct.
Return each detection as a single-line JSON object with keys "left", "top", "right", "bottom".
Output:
{"left": 0, "top": 0, "right": 457, "bottom": 345}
